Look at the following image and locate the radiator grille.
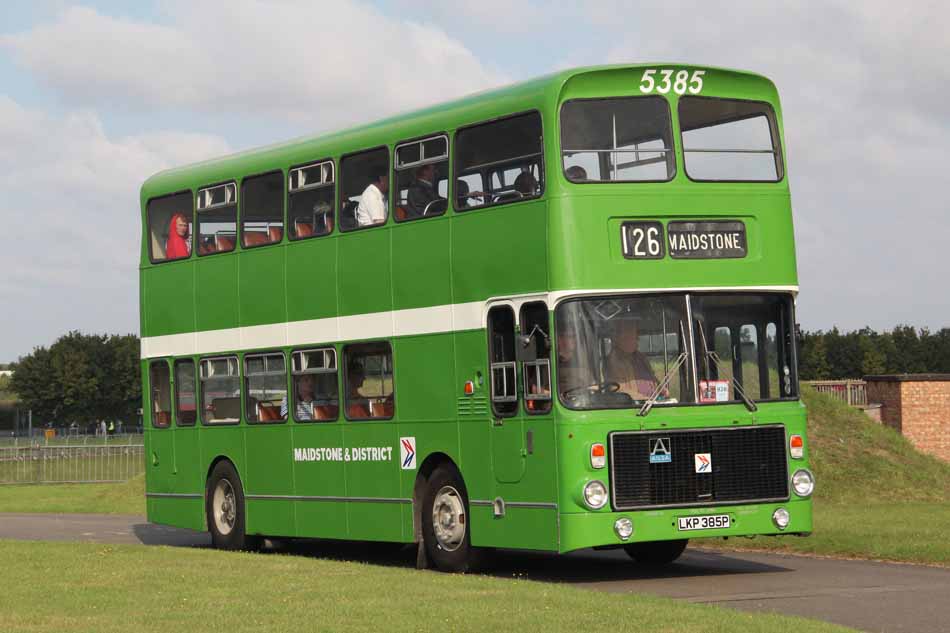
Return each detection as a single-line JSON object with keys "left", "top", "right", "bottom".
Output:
{"left": 610, "top": 425, "right": 789, "bottom": 510}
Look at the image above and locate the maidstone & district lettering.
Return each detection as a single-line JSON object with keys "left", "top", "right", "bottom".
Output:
{"left": 293, "top": 446, "right": 394, "bottom": 463}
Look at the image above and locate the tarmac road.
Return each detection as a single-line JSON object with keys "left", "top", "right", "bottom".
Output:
{"left": 1, "top": 512, "right": 947, "bottom": 633}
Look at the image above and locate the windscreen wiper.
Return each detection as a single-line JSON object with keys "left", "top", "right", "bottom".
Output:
{"left": 637, "top": 351, "right": 688, "bottom": 417}
{"left": 696, "top": 323, "right": 758, "bottom": 413}
{"left": 638, "top": 319, "right": 688, "bottom": 417}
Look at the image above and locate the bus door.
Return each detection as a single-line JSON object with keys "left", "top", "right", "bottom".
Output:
{"left": 519, "top": 301, "right": 554, "bottom": 474}
{"left": 146, "top": 360, "right": 174, "bottom": 496}
{"left": 487, "top": 306, "right": 525, "bottom": 483}
{"left": 172, "top": 359, "right": 202, "bottom": 519}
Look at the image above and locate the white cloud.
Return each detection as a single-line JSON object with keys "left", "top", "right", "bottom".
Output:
{"left": 1, "top": 2, "right": 505, "bottom": 127}
{"left": 0, "top": 96, "right": 229, "bottom": 359}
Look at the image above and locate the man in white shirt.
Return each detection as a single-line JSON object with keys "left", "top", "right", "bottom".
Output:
{"left": 355, "top": 170, "right": 389, "bottom": 227}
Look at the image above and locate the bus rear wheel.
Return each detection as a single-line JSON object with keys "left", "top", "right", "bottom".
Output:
{"left": 422, "top": 466, "right": 476, "bottom": 572}
{"left": 623, "top": 539, "right": 688, "bottom": 565}
{"left": 206, "top": 460, "right": 259, "bottom": 551}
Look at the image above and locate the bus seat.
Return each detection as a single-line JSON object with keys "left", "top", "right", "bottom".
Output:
{"left": 216, "top": 235, "right": 235, "bottom": 251}
{"left": 211, "top": 397, "right": 241, "bottom": 420}
{"left": 258, "top": 402, "right": 282, "bottom": 421}
{"left": 243, "top": 231, "right": 269, "bottom": 247}
{"left": 370, "top": 400, "right": 394, "bottom": 418}
{"left": 178, "top": 410, "right": 197, "bottom": 425}
{"left": 347, "top": 401, "right": 371, "bottom": 419}
{"left": 198, "top": 240, "right": 217, "bottom": 255}
{"left": 313, "top": 404, "right": 339, "bottom": 421}
{"left": 295, "top": 220, "right": 314, "bottom": 237}
{"left": 395, "top": 205, "right": 407, "bottom": 221}
{"left": 153, "top": 411, "right": 171, "bottom": 427}
{"left": 268, "top": 226, "right": 283, "bottom": 242}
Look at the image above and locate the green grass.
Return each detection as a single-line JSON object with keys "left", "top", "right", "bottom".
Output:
{"left": 703, "top": 386, "right": 950, "bottom": 565}
{"left": 0, "top": 475, "right": 144, "bottom": 515}
{"left": 0, "top": 539, "right": 854, "bottom": 633}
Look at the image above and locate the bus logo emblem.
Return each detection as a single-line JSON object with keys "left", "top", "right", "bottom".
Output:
{"left": 695, "top": 453, "right": 712, "bottom": 473}
{"left": 400, "top": 437, "right": 417, "bottom": 470}
{"left": 649, "top": 438, "right": 671, "bottom": 463}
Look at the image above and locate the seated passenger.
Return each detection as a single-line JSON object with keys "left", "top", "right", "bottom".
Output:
{"left": 605, "top": 320, "right": 660, "bottom": 400}
{"left": 355, "top": 170, "right": 389, "bottom": 227}
{"left": 455, "top": 179, "right": 484, "bottom": 209}
{"left": 165, "top": 213, "right": 191, "bottom": 259}
{"left": 281, "top": 374, "right": 317, "bottom": 421}
{"left": 565, "top": 165, "right": 588, "bottom": 181}
{"left": 346, "top": 360, "right": 371, "bottom": 418}
{"left": 513, "top": 171, "right": 538, "bottom": 196}
{"left": 406, "top": 164, "right": 440, "bottom": 218}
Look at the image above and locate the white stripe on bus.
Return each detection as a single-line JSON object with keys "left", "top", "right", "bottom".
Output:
{"left": 140, "top": 286, "right": 798, "bottom": 359}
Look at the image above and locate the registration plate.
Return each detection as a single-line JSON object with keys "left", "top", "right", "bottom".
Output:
{"left": 677, "top": 514, "right": 731, "bottom": 531}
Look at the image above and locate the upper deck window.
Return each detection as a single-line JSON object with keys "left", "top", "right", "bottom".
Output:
{"left": 340, "top": 148, "right": 389, "bottom": 231}
{"left": 288, "top": 160, "right": 335, "bottom": 239}
{"left": 560, "top": 97, "right": 674, "bottom": 182}
{"left": 147, "top": 192, "right": 193, "bottom": 263}
{"left": 678, "top": 97, "right": 783, "bottom": 182}
{"left": 455, "top": 112, "right": 543, "bottom": 210}
{"left": 197, "top": 182, "right": 237, "bottom": 255}
{"left": 393, "top": 135, "right": 448, "bottom": 221}
{"left": 241, "top": 172, "right": 283, "bottom": 248}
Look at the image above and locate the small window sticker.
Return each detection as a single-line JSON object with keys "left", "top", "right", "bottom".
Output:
{"left": 700, "top": 380, "right": 730, "bottom": 403}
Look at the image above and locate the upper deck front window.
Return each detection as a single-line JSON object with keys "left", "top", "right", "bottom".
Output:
{"left": 679, "top": 97, "right": 783, "bottom": 182}
{"left": 560, "top": 97, "right": 674, "bottom": 182}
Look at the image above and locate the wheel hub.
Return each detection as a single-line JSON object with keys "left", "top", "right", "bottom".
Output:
{"left": 431, "top": 485, "right": 465, "bottom": 552}
{"left": 212, "top": 479, "right": 236, "bottom": 536}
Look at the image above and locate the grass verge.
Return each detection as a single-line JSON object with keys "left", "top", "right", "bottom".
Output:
{"left": 0, "top": 475, "right": 144, "bottom": 515}
{"left": 703, "top": 387, "right": 950, "bottom": 565}
{"left": 0, "top": 539, "right": 854, "bottom": 633}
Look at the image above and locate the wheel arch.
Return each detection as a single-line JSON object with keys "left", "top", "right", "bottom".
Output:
{"left": 412, "top": 452, "right": 464, "bottom": 543}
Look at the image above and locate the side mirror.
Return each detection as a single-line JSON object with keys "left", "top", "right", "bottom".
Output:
{"left": 515, "top": 334, "right": 538, "bottom": 362}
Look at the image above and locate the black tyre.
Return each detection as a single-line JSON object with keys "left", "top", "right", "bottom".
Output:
{"left": 206, "top": 460, "right": 259, "bottom": 551}
{"left": 421, "top": 465, "right": 476, "bottom": 572}
{"left": 623, "top": 539, "right": 688, "bottom": 565}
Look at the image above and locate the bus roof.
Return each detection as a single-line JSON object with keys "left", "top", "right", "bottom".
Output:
{"left": 141, "top": 63, "right": 775, "bottom": 199}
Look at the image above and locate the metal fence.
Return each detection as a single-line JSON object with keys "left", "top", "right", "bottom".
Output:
{"left": 806, "top": 380, "right": 868, "bottom": 406}
{"left": 0, "top": 436, "right": 144, "bottom": 485}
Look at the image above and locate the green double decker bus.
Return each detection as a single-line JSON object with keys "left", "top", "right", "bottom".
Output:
{"left": 140, "top": 64, "right": 814, "bottom": 571}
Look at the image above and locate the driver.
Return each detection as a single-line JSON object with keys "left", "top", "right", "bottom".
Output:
{"left": 605, "top": 319, "right": 660, "bottom": 400}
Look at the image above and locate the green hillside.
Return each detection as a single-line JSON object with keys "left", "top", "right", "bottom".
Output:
{"left": 706, "top": 386, "right": 950, "bottom": 564}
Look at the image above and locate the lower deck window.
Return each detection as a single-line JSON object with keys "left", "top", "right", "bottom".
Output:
{"left": 200, "top": 356, "right": 241, "bottom": 423}
{"left": 245, "top": 352, "right": 287, "bottom": 423}
{"left": 344, "top": 342, "right": 394, "bottom": 420}
{"left": 291, "top": 348, "right": 339, "bottom": 422}
{"left": 149, "top": 361, "right": 172, "bottom": 428}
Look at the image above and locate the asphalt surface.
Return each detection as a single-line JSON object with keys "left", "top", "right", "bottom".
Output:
{"left": 2, "top": 513, "right": 948, "bottom": 633}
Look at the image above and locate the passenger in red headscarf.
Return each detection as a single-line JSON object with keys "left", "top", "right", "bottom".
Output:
{"left": 165, "top": 213, "right": 191, "bottom": 260}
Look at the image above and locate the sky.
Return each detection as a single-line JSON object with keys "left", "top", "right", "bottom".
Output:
{"left": 0, "top": 0, "right": 947, "bottom": 362}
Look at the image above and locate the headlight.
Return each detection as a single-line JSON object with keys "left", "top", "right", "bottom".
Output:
{"left": 772, "top": 507, "right": 790, "bottom": 530}
{"left": 583, "top": 480, "right": 608, "bottom": 509}
{"left": 792, "top": 469, "right": 815, "bottom": 497}
{"left": 614, "top": 517, "right": 634, "bottom": 540}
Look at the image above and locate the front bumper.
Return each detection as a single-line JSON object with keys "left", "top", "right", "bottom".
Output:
{"left": 558, "top": 498, "right": 812, "bottom": 553}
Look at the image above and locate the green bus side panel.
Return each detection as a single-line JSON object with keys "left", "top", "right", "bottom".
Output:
{"left": 286, "top": 238, "right": 338, "bottom": 323}
{"left": 393, "top": 334, "right": 456, "bottom": 422}
{"left": 172, "top": 425, "right": 205, "bottom": 530}
{"left": 339, "top": 229, "right": 392, "bottom": 317}
{"left": 244, "top": 425, "right": 295, "bottom": 536}
{"left": 344, "top": 422, "right": 401, "bottom": 542}
{"left": 292, "top": 423, "right": 347, "bottom": 538}
{"left": 490, "top": 418, "right": 525, "bottom": 483}
{"left": 470, "top": 506, "right": 558, "bottom": 550}
{"left": 239, "top": 247, "right": 287, "bottom": 329}
{"left": 199, "top": 426, "right": 245, "bottom": 495}
{"left": 195, "top": 256, "right": 240, "bottom": 332}
{"left": 453, "top": 330, "right": 493, "bottom": 507}
{"left": 142, "top": 263, "right": 195, "bottom": 337}
{"left": 391, "top": 218, "right": 452, "bottom": 311}
{"left": 450, "top": 201, "right": 548, "bottom": 303}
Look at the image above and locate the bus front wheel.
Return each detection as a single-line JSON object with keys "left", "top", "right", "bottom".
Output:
{"left": 623, "top": 539, "right": 688, "bottom": 565}
{"left": 206, "top": 460, "right": 259, "bottom": 551}
{"left": 422, "top": 466, "right": 475, "bottom": 572}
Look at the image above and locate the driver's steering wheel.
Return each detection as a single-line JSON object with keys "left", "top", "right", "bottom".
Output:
{"left": 564, "top": 381, "right": 621, "bottom": 399}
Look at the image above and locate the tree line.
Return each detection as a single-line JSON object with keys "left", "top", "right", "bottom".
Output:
{"left": 798, "top": 325, "right": 950, "bottom": 380}
{"left": 9, "top": 331, "right": 140, "bottom": 426}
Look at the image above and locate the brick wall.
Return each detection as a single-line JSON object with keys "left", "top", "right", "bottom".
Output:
{"left": 866, "top": 375, "right": 950, "bottom": 462}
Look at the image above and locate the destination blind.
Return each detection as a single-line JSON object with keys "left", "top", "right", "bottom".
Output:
{"left": 621, "top": 220, "right": 747, "bottom": 259}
